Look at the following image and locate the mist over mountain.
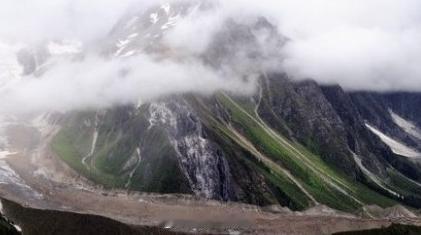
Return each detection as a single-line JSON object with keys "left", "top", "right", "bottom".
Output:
{"left": 1, "top": 1, "right": 421, "bottom": 234}
{"left": 0, "top": 0, "right": 421, "bottom": 114}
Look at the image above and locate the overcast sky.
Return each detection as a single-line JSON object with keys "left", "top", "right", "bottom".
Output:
{"left": 0, "top": 0, "right": 421, "bottom": 113}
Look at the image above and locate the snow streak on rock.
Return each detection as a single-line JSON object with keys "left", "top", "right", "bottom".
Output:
{"left": 124, "top": 148, "right": 142, "bottom": 188}
{"left": 47, "top": 40, "right": 82, "bottom": 55}
{"left": 365, "top": 123, "right": 421, "bottom": 158}
{"left": 352, "top": 153, "right": 402, "bottom": 198}
{"left": 82, "top": 113, "right": 99, "bottom": 170}
{"left": 390, "top": 110, "right": 421, "bottom": 140}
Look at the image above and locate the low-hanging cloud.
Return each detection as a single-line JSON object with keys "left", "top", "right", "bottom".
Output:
{"left": 1, "top": 0, "right": 421, "bottom": 114}
{"left": 0, "top": 0, "right": 147, "bottom": 43}
{"left": 165, "top": 0, "right": 421, "bottom": 91}
{"left": 267, "top": 0, "right": 421, "bottom": 91}
{"left": 0, "top": 55, "right": 256, "bottom": 113}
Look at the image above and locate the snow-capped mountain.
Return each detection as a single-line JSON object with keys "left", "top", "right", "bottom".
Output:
{"left": 107, "top": 1, "right": 205, "bottom": 57}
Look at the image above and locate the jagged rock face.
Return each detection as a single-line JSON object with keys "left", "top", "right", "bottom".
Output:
{"left": 321, "top": 86, "right": 391, "bottom": 177}
{"left": 253, "top": 74, "right": 421, "bottom": 208}
{"left": 350, "top": 92, "right": 421, "bottom": 149}
{"left": 204, "top": 17, "right": 285, "bottom": 73}
{"left": 347, "top": 92, "right": 421, "bottom": 183}
{"left": 147, "top": 99, "right": 235, "bottom": 200}
{"left": 383, "top": 93, "right": 421, "bottom": 127}
{"left": 258, "top": 74, "right": 360, "bottom": 178}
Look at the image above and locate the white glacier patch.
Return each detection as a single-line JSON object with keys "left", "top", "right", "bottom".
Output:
{"left": 161, "top": 3, "right": 171, "bottom": 15}
{"left": 128, "top": 33, "right": 139, "bottom": 39}
{"left": 365, "top": 123, "right": 421, "bottom": 158}
{"left": 390, "top": 110, "right": 421, "bottom": 140}
{"left": 0, "top": 151, "right": 16, "bottom": 159}
{"left": 47, "top": 40, "right": 82, "bottom": 55}
{"left": 150, "top": 13, "right": 159, "bottom": 24}
{"left": 353, "top": 153, "right": 402, "bottom": 198}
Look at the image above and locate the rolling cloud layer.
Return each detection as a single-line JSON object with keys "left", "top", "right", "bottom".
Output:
{"left": 0, "top": 0, "right": 420, "bottom": 113}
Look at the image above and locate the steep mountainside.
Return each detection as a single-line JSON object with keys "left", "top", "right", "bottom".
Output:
{"left": 51, "top": 78, "right": 421, "bottom": 212}
{"left": 12, "top": 1, "right": 421, "bottom": 214}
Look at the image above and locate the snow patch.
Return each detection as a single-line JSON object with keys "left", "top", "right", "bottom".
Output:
{"left": 117, "top": 39, "right": 130, "bottom": 48}
{"left": 128, "top": 33, "right": 139, "bottom": 39}
{"left": 47, "top": 40, "right": 82, "bottom": 55}
{"left": 353, "top": 153, "right": 402, "bottom": 198}
{"left": 365, "top": 123, "right": 421, "bottom": 158}
{"left": 161, "top": 3, "right": 171, "bottom": 15}
{"left": 114, "top": 32, "right": 139, "bottom": 57}
{"left": 114, "top": 39, "right": 132, "bottom": 57}
{"left": 161, "top": 13, "right": 181, "bottom": 30}
{"left": 228, "top": 230, "right": 240, "bottom": 235}
{"left": 121, "top": 50, "right": 136, "bottom": 58}
{"left": 150, "top": 13, "right": 159, "bottom": 24}
{"left": 13, "top": 224, "right": 22, "bottom": 233}
{"left": 390, "top": 110, "right": 421, "bottom": 140}
{"left": 82, "top": 114, "right": 99, "bottom": 169}
{"left": 0, "top": 151, "right": 16, "bottom": 159}
{"left": 89, "top": 129, "right": 98, "bottom": 156}
{"left": 125, "top": 147, "right": 142, "bottom": 188}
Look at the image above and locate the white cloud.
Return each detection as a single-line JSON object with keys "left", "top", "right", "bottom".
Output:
{"left": 163, "top": 0, "right": 421, "bottom": 91}
{"left": 0, "top": 56, "right": 256, "bottom": 114}
{"left": 0, "top": 0, "right": 147, "bottom": 43}
{"left": 1, "top": 0, "right": 421, "bottom": 114}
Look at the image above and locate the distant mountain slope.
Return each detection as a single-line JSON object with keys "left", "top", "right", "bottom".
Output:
{"left": 17, "top": 1, "right": 419, "bottom": 213}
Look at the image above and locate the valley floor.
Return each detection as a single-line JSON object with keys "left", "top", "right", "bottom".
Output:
{"left": 0, "top": 114, "right": 419, "bottom": 234}
{"left": 0, "top": 150, "right": 420, "bottom": 234}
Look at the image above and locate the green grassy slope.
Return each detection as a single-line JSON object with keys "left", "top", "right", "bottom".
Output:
{"left": 51, "top": 94, "right": 401, "bottom": 212}
{"left": 202, "top": 94, "right": 397, "bottom": 211}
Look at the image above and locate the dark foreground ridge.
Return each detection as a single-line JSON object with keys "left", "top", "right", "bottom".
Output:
{"left": 1, "top": 199, "right": 189, "bottom": 235}
{"left": 0, "top": 212, "right": 20, "bottom": 235}
{"left": 334, "top": 223, "right": 421, "bottom": 235}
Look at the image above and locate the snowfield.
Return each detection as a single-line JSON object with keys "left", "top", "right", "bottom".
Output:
{"left": 47, "top": 40, "right": 82, "bottom": 55}
{"left": 365, "top": 123, "right": 421, "bottom": 158}
{"left": 390, "top": 110, "right": 421, "bottom": 140}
